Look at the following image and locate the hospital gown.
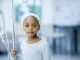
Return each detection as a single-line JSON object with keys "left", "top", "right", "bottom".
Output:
{"left": 10, "top": 40, "right": 51, "bottom": 60}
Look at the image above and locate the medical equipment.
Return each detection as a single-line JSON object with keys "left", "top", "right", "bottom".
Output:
{"left": 0, "top": 0, "right": 16, "bottom": 60}
{"left": 0, "top": 9, "right": 10, "bottom": 60}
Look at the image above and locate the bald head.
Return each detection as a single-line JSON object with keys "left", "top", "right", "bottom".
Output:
{"left": 23, "top": 15, "right": 40, "bottom": 26}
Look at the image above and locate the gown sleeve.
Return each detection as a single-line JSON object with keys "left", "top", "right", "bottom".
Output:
{"left": 43, "top": 43, "right": 52, "bottom": 60}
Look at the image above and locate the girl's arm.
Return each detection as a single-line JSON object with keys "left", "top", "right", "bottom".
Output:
{"left": 43, "top": 44, "right": 52, "bottom": 60}
{"left": 10, "top": 49, "right": 23, "bottom": 60}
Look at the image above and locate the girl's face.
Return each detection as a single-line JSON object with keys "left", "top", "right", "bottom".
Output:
{"left": 23, "top": 16, "right": 40, "bottom": 38}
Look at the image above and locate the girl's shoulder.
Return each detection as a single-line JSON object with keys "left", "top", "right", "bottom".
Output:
{"left": 40, "top": 40, "right": 49, "bottom": 47}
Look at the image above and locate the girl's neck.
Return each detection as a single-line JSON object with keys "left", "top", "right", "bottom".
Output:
{"left": 27, "top": 35, "right": 41, "bottom": 44}
{"left": 28, "top": 35, "right": 40, "bottom": 42}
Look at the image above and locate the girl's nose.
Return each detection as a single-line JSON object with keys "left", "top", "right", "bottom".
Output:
{"left": 29, "top": 26, "right": 33, "bottom": 31}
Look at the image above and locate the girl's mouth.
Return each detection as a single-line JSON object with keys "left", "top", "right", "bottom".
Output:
{"left": 27, "top": 32, "right": 34, "bottom": 34}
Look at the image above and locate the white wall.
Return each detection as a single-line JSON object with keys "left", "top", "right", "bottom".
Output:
{"left": 41, "top": 0, "right": 54, "bottom": 25}
{"left": 54, "top": 0, "right": 80, "bottom": 26}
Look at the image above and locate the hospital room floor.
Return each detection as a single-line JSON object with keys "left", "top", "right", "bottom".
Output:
{"left": 0, "top": 55, "right": 80, "bottom": 60}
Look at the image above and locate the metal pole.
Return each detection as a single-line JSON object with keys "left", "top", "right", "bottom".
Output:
{"left": 11, "top": 0, "right": 16, "bottom": 50}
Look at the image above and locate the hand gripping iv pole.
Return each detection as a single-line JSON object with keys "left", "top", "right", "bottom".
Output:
{"left": 0, "top": 0, "right": 16, "bottom": 60}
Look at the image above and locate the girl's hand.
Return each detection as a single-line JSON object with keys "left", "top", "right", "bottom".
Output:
{"left": 10, "top": 49, "right": 17, "bottom": 57}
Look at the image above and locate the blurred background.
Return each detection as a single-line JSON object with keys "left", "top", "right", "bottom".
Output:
{"left": 0, "top": 0, "right": 80, "bottom": 60}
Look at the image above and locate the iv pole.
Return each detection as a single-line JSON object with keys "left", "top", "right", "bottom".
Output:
{"left": 11, "top": 0, "right": 16, "bottom": 50}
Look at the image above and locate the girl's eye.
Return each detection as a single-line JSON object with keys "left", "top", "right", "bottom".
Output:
{"left": 33, "top": 25, "right": 36, "bottom": 27}
{"left": 25, "top": 25, "right": 29, "bottom": 27}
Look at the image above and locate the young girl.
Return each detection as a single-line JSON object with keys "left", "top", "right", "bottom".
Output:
{"left": 11, "top": 15, "right": 51, "bottom": 60}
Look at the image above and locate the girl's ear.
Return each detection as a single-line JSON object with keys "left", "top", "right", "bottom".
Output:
{"left": 38, "top": 25, "right": 40, "bottom": 31}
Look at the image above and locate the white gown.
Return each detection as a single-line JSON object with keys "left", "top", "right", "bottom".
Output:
{"left": 20, "top": 40, "right": 51, "bottom": 60}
